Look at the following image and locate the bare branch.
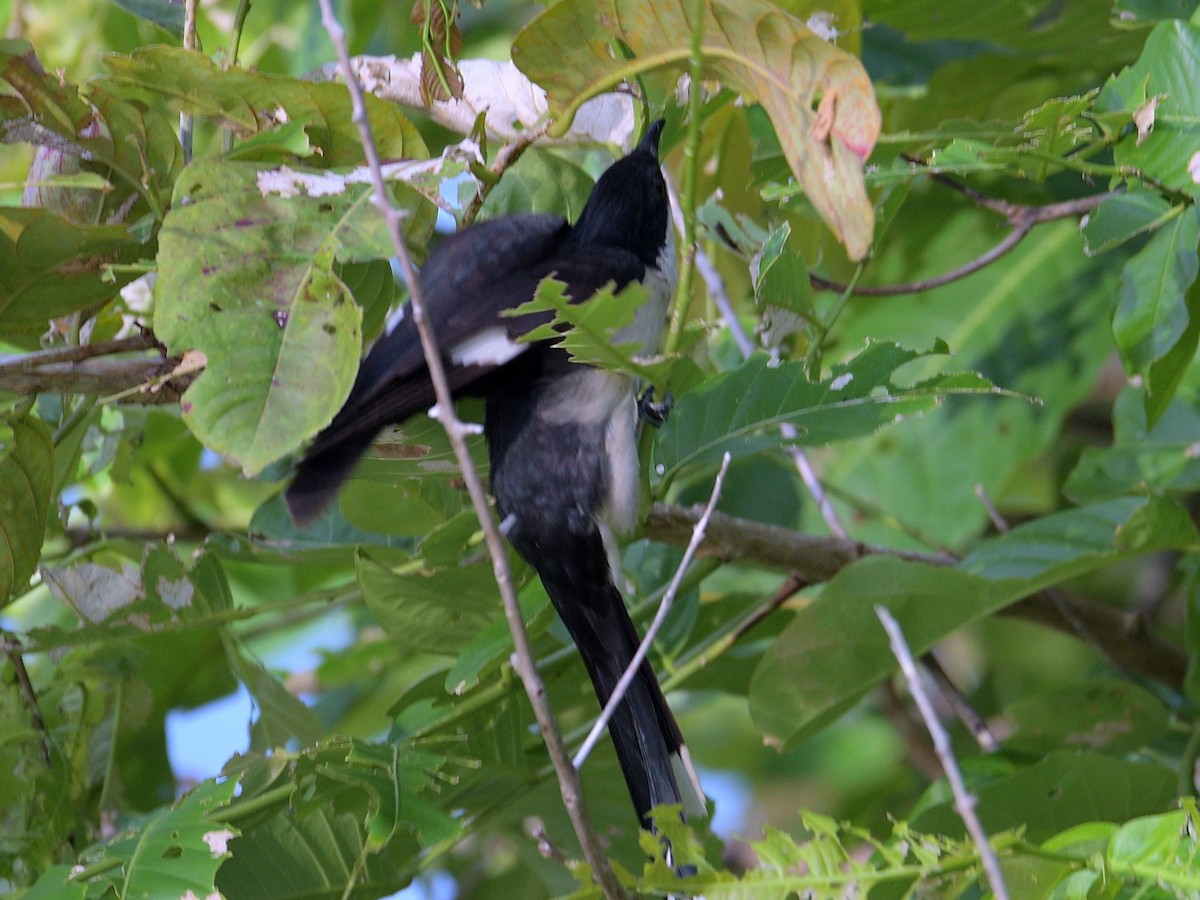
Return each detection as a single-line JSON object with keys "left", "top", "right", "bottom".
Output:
{"left": 574, "top": 452, "right": 732, "bottom": 770}
{"left": 811, "top": 190, "right": 1119, "bottom": 297}
{"left": 3, "top": 631, "right": 52, "bottom": 767}
{"left": 646, "top": 502, "right": 1189, "bottom": 689}
{"left": 876, "top": 606, "right": 1010, "bottom": 900}
{"left": 314, "top": 6, "right": 622, "bottom": 896}
{"left": 0, "top": 333, "right": 161, "bottom": 374}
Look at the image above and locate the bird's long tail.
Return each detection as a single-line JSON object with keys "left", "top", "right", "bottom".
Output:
{"left": 529, "top": 527, "right": 705, "bottom": 827}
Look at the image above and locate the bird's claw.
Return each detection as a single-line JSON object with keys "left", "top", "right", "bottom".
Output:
{"left": 638, "top": 388, "right": 673, "bottom": 428}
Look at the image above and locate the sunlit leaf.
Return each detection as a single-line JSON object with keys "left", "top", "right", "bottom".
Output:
{"left": 513, "top": 0, "right": 880, "bottom": 259}
{"left": 154, "top": 159, "right": 431, "bottom": 474}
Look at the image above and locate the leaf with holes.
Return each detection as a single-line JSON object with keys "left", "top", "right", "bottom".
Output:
{"left": 154, "top": 159, "right": 432, "bottom": 474}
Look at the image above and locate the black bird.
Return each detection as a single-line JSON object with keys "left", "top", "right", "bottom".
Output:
{"left": 286, "top": 120, "right": 705, "bottom": 827}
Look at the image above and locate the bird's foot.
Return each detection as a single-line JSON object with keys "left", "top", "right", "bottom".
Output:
{"left": 638, "top": 388, "right": 673, "bottom": 428}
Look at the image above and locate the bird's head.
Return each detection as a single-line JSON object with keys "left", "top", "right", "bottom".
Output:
{"left": 570, "top": 119, "right": 671, "bottom": 268}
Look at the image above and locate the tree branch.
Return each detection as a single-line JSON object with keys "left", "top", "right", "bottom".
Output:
{"left": 811, "top": 189, "right": 1120, "bottom": 297}
{"left": 0, "top": 332, "right": 193, "bottom": 404}
{"left": 315, "top": 5, "right": 623, "bottom": 897}
{"left": 645, "top": 502, "right": 1188, "bottom": 689}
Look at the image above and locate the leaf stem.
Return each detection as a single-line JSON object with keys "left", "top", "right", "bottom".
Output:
{"left": 663, "top": 0, "right": 706, "bottom": 356}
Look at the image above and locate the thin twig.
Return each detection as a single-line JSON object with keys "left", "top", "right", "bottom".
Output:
{"left": 460, "top": 127, "right": 546, "bottom": 226}
{"left": 0, "top": 333, "right": 161, "bottom": 374}
{"left": 784, "top": 435, "right": 848, "bottom": 539}
{"left": 662, "top": 0, "right": 706, "bottom": 355}
{"left": 573, "top": 451, "right": 732, "bottom": 770}
{"left": 3, "top": 631, "right": 52, "bottom": 767}
{"left": 974, "top": 484, "right": 1009, "bottom": 534}
{"left": 181, "top": 0, "right": 197, "bottom": 162}
{"left": 926, "top": 654, "right": 999, "bottom": 754}
{"left": 314, "top": 6, "right": 622, "bottom": 897}
{"left": 875, "top": 606, "right": 1010, "bottom": 900}
{"left": 811, "top": 191, "right": 1118, "bottom": 297}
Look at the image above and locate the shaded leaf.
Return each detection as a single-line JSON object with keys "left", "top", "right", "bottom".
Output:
{"left": 653, "top": 343, "right": 1000, "bottom": 484}
{"left": 0, "top": 209, "right": 143, "bottom": 345}
{"left": 1002, "top": 679, "right": 1169, "bottom": 756}
{"left": 224, "top": 635, "right": 323, "bottom": 751}
{"left": 912, "top": 752, "right": 1176, "bottom": 843}
{"left": 357, "top": 551, "right": 499, "bottom": 655}
{"left": 0, "top": 414, "right": 51, "bottom": 603}
{"left": 1065, "top": 387, "right": 1200, "bottom": 500}
{"left": 99, "top": 46, "right": 424, "bottom": 167}
{"left": 109, "top": 0, "right": 185, "bottom": 35}
{"left": 750, "top": 498, "right": 1199, "bottom": 745}
{"left": 1112, "top": 205, "right": 1199, "bottom": 379}
{"left": 1081, "top": 191, "right": 1176, "bottom": 256}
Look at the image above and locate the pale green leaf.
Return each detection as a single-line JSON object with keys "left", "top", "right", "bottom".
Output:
{"left": 154, "top": 159, "right": 429, "bottom": 474}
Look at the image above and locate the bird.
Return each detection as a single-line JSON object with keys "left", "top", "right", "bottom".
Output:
{"left": 285, "top": 119, "right": 706, "bottom": 828}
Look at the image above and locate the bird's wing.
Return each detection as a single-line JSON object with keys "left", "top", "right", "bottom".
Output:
{"left": 306, "top": 221, "right": 644, "bottom": 458}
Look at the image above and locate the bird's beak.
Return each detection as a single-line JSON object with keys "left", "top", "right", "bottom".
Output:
{"left": 638, "top": 119, "right": 666, "bottom": 160}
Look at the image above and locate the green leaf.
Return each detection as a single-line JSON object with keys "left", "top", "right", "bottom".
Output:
{"left": 912, "top": 751, "right": 1177, "bottom": 842}
{"left": 1112, "top": 205, "right": 1199, "bottom": 379}
{"left": 509, "top": 277, "right": 651, "bottom": 378}
{"left": 154, "top": 159, "right": 428, "bottom": 474}
{"left": 248, "top": 491, "right": 417, "bottom": 561}
{"left": 1145, "top": 274, "right": 1200, "bottom": 426}
{"left": 0, "top": 209, "right": 143, "bottom": 345}
{"left": 959, "top": 496, "right": 1198, "bottom": 579}
{"left": 1002, "top": 679, "right": 1169, "bottom": 756}
{"left": 653, "top": 344, "right": 1000, "bottom": 484}
{"left": 748, "top": 558, "right": 1003, "bottom": 746}
{"left": 1065, "top": 386, "right": 1200, "bottom": 500}
{"left": 749, "top": 498, "right": 1198, "bottom": 745}
{"left": 443, "top": 586, "right": 552, "bottom": 695}
{"left": 99, "top": 46, "right": 424, "bottom": 167}
{"left": 1100, "top": 19, "right": 1200, "bottom": 192}
{"left": 513, "top": 0, "right": 880, "bottom": 259}
{"left": 0, "top": 42, "right": 183, "bottom": 224}
{"left": 224, "top": 635, "right": 323, "bottom": 751}
{"left": 356, "top": 551, "right": 499, "bottom": 656}
{"left": 0, "top": 414, "right": 50, "bottom": 603}
{"left": 41, "top": 543, "right": 234, "bottom": 628}
{"left": 340, "top": 477, "right": 467, "bottom": 535}
{"left": 478, "top": 148, "right": 595, "bottom": 220}
{"left": 1081, "top": 192, "right": 1176, "bottom": 256}
{"left": 108, "top": 0, "right": 184, "bottom": 35}
{"left": 216, "top": 738, "right": 455, "bottom": 899}
{"left": 97, "top": 779, "right": 238, "bottom": 898}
